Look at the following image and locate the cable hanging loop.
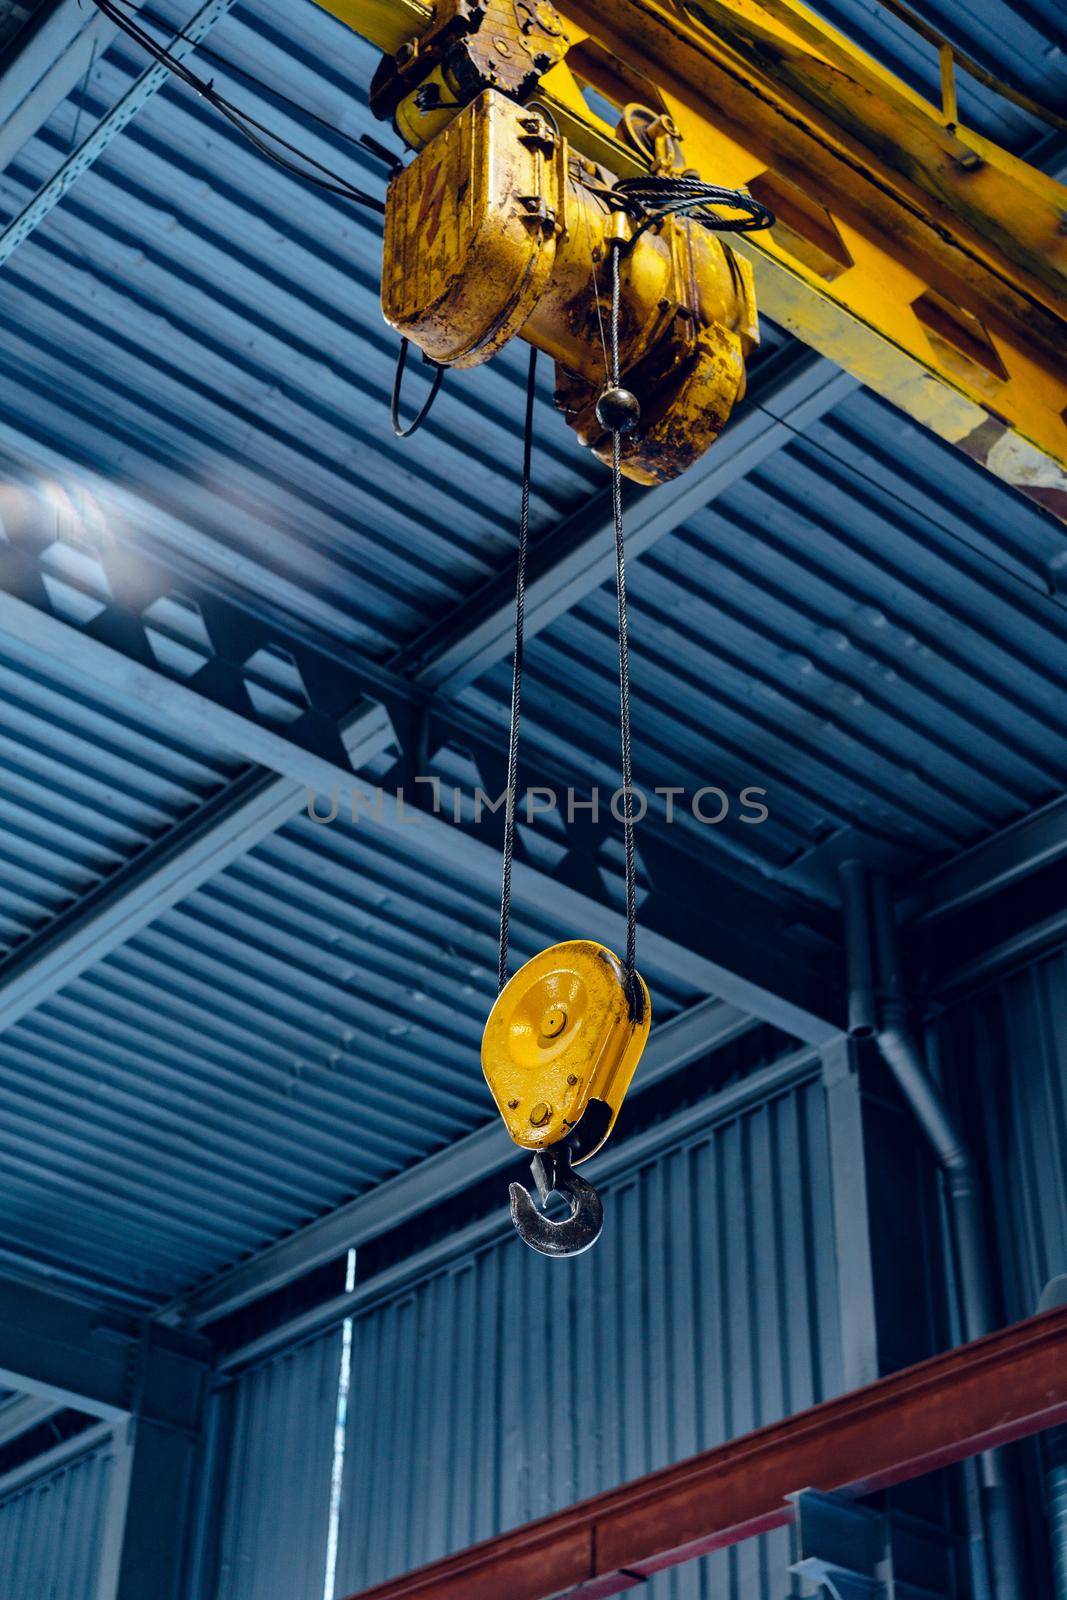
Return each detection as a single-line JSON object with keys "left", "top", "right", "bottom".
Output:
{"left": 611, "top": 174, "right": 775, "bottom": 250}
{"left": 390, "top": 338, "right": 446, "bottom": 438}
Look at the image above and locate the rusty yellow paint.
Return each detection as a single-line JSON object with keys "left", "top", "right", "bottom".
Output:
{"left": 482, "top": 940, "right": 651, "bottom": 1156}
{"left": 938, "top": 43, "right": 958, "bottom": 128}
{"left": 550, "top": 0, "right": 1067, "bottom": 513}
{"left": 673, "top": 0, "right": 1066, "bottom": 310}
{"left": 382, "top": 90, "right": 566, "bottom": 367}
{"left": 315, "top": 0, "right": 433, "bottom": 54}
{"left": 383, "top": 88, "right": 758, "bottom": 482}
{"left": 311, "top": 0, "right": 1067, "bottom": 518}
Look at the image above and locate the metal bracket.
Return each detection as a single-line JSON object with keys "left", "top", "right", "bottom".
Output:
{"left": 788, "top": 1488, "right": 959, "bottom": 1600}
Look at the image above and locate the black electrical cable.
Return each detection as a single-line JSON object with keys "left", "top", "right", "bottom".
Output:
{"left": 86, "top": 0, "right": 386, "bottom": 214}
{"left": 390, "top": 338, "right": 446, "bottom": 437}
{"left": 498, "top": 345, "right": 539, "bottom": 992}
{"left": 613, "top": 174, "right": 775, "bottom": 247}
{"left": 608, "top": 241, "right": 638, "bottom": 1002}
{"left": 121, "top": 4, "right": 405, "bottom": 173}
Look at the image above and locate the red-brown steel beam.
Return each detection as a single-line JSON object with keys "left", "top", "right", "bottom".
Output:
{"left": 340, "top": 1305, "right": 1067, "bottom": 1600}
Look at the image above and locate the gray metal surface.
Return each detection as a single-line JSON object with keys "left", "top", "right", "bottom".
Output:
{"left": 0, "top": 10, "right": 599, "bottom": 656}
{"left": 210, "top": 1329, "right": 343, "bottom": 1600}
{"left": 411, "top": 352, "right": 858, "bottom": 694}
{"left": 0, "top": 703, "right": 392, "bottom": 1038}
{"left": 805, "top": 0, "right": 1066, "bottom": 152}
{"left": 0, "top": 0, "right": 44, "bottom": 58}
{"left": 178, "top": 996, "right": 754, "bottom": 1330}
{"left": 0, "top": 1438, "right": 114, "bottom": 1600}
{"left": 457, "top": 385, "right": 1067, "bottom": 889}
{"left": 902, "top": 794, "right": 1067, "bottom": 925}
{"left": 0, "top": 0, "right": 1058, "bottom": 1356}
{"left": 0, "top": 790, "right": 702, "bottom": 1304}
{"left": 0, "top": 1391, "right": 56, "bottom": 1448}
{"left": 331, "top": 1066, "right": 839, "bottom": 1599}
{"left": 0, "top": 0, "right": 240, "bottom": 269}
{"left": 0, "top": 629, "right": 240, "bottom": 960}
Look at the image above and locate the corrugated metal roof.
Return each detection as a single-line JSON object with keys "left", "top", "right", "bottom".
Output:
{"left": 0, "top": 621, "right": 240, "bottom": 957}
{"left": 0, "top": 0, "right": 1060, "bottom": 1315}
{"left": 0, "top": 8, "right": 600, "bottom": 658}
{"left": 0, "top": 808, "right": 700, "bottom": 1303}
{"left": 802, "top": 0, "right": 1066, "bottom": 153}
{"left": 458, "top": 385, "right": 1067, "bottom": 884}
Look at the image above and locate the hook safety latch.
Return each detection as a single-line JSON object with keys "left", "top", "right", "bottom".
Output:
{"left": 509, "top": 1144, "right": 604, "bottom": 1258}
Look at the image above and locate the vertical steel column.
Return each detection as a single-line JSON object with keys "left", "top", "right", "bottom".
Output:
{"left": 1039, "top": 1278, "right": 1067, "bottom": 1600}
{"left": 94, "top": 1326, "right": 211, "bottom": 1600}
{"left": 821, "top": 1033, "right": 881, "bottom": 1390}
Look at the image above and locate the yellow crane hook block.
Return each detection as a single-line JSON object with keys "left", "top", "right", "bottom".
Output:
{"left": 482, "top": 939, "right": 651, "bottom": 1161}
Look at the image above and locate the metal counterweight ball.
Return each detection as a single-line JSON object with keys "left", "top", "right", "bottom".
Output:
{"left": 596, "top": 386, "right": 641, "bottom": 433}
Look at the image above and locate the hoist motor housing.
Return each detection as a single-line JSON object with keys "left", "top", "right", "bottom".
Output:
{"left": 381, "top": 88, "right": 758, "bottom": 484}
{"left": 482, "top": 940, "right": 651, "bottom": 1159}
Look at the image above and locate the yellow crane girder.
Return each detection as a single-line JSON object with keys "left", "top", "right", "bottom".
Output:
{"left": 317, "top": 0, "right": 1067, "bottom": 523}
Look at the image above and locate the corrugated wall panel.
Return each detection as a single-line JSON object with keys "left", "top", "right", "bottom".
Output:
{"left": 931, "top": 945, "right": 1067, "bottom": 1589}
{"left": 211, "top": 1328, "right": 343, "bottom": 1600}
{"left": 934, "top": 948, "right": 1067, "bottom": 1325}
{"left": 0, "top": 1441, "right": 113, "bottom": 1600}
{"left": 334, "top": 1069, "right": 840, "bottom": 1599}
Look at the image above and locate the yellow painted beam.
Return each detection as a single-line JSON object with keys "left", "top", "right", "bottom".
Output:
{"left": 313, "top": 0, "right": 1067, "bottom": 520}
{"left": 319, "top": 0, "right": 433, "bottom": 56}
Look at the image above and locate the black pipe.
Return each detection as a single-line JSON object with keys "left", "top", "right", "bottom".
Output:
{"left": 839, "top": 859, "right": 877, "bottom": 1040}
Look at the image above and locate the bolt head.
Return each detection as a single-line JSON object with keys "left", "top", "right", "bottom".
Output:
{"left": 596, "top": 386, "right": 641, "bottom": 434}
{"left": 541, "top": 1007, "right": 567, "bottom": 1038}
{"left": 530, "top": 1102, "right": 552, "bottom": 1127}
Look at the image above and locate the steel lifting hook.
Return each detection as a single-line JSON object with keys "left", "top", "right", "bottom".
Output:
{"left": 509, "top": 1145, "right": 604, "bottom": 1258}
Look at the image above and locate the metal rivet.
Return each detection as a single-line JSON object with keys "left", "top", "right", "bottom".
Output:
{"left": 530, "top": 1102, "right": 552, "bottom": 1126}
{"left": 507, "top": 1098, "right": 520, "bottom": 1109}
